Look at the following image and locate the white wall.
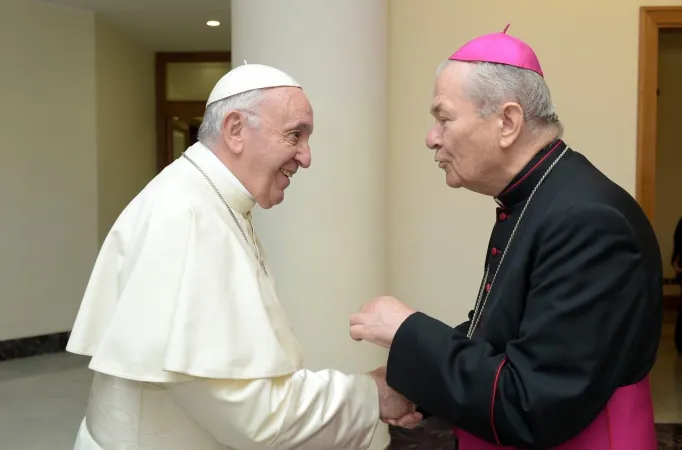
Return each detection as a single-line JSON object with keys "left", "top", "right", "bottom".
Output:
{"left": 95, "top": 17, "right": 156, "bottom": 243}
{"left": 0, "top": 0, "right": 97, "bottom": 340}
{"left": 656, "top": 30, "right": 682, "bottom": 296}
{"left": 388, "top": 0, "right": 682, "bottom": 324}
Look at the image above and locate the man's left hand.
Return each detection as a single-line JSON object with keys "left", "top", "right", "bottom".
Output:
{"left": 350, "top": 296, "right": 416, "bottom": 348}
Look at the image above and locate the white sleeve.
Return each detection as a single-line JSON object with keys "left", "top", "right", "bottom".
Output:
{"left": 167, "top": 368, "right": 381, "bottom": 450}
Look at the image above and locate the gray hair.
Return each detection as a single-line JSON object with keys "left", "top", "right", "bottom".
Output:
{"left": 437, "top": 60, "right": 563, "bottom": 137}
{"left": 197, "top": 88, "right": 265, "bottom": 147}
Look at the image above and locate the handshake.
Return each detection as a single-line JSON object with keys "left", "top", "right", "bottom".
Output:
{"left": 368, "top": 366, "right": 423, "bottom": 429}
{"left": 350, "top": 295, "right": 423, "bottom": 428}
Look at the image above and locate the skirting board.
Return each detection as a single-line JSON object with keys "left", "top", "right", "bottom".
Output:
{"left": 0, "top": 332, "right": 70, "bottom": 362}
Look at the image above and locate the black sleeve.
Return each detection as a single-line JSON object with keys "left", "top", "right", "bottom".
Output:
{"left": 416, "top": 309, "right": 473, "bottom": 420}
{"left": 385, "top": 204, "right": 647, "bottom": 448}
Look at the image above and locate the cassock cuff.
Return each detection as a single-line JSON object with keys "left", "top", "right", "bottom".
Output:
{"left": 386, "top": 312, "right": 456, "bottom": 408}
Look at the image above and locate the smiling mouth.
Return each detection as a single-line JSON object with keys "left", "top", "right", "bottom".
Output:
{"left": 280, "top": 168, "right": 293, "bottom": 178}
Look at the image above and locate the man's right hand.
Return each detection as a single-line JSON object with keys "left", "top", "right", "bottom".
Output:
{"left": 368, "top": 366, "right": 422, "bottom": 429}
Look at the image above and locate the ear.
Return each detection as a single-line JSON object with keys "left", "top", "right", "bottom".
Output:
{"left": 498, "top": 102, "right": 524, "bottom": 149}
{"left": 221, "top": 111, "right": 246, "bottom": 154}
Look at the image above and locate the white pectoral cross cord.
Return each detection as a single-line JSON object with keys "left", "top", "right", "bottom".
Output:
{"left": 244, "top": 211, "right": 268, "bottom": 276}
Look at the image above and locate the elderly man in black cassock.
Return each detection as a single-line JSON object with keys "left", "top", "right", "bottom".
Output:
{"left": 350, "top": 27, "right": 662, "bottom": 450}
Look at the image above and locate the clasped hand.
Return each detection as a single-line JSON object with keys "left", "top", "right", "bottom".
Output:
{"left": 353, "top": 297, "right": 422, "bottom": 428}
{"left": 368, "top": 366, "right": 422, "bottom": 429}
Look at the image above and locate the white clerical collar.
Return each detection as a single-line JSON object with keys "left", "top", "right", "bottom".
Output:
{"left": 196, "top": 143, "right": 254, "bottom": 200}
{"left": 182, "top": 142, "right": 256, "bottom": 215}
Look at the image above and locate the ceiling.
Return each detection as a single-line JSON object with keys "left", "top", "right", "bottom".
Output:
{"left": 41, "top": 0, "right": 231, "bottom": 52}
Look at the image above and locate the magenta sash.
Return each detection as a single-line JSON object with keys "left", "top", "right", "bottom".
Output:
{"left": 454, "top": 376, "right": 657, "bottom": 449}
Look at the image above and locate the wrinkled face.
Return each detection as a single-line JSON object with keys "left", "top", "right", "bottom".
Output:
{"left": 425, "top": 62, "right": 500, "bottom": 192}
{"left": 234, "top": 87, "right": 314, "bottom": 209}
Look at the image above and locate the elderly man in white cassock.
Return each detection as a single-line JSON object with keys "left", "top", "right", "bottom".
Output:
{"left": 66, "top": 63, "right": 421, "bottom": 450}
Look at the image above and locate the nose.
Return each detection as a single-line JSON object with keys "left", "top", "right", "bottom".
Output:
{"left": 296, "top": 144, "right": 311, "bottom": 169}
{"left": 426, "top": 125, "right": 442, "bottom": 150}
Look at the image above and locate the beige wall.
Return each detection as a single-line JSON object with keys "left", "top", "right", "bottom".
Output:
{"left": 0, "top": 0, "right": 156, "bottom": 340}
{"left": 656, "top": 30, "right": 682, "bottom": 296}
{"left": 0, "top": 0, "right": 97, "bottom": 340}
{"left": 95, "top": 17, "right": 156, "bottom": 243}
{"left": 387, "top": 0, "right": 681, "bottom": 323}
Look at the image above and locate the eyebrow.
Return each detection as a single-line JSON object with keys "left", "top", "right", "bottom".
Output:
{"left": 430, "top": 103, "right": 444, "bottom": 117}
{"left": 289, "top": 121, "right": 313, "bottom": 133}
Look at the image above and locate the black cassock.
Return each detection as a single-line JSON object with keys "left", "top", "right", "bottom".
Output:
{"left": 386, "top": 139, "right": 663, "bottom": 449}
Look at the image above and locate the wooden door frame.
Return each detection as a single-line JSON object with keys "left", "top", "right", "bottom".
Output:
{"left": 637, "top": 6, "right": 682, "bottom": 223}
{"left": 155, "top": 51, "right": 231, "bottom": 172}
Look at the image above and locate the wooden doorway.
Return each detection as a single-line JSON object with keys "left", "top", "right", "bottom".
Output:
{"left": 636, "top": 6, "right": 682, "bottom": 223}
{"left": 155, "top": 52, "right": 231, "bottom": 172}
{"left": 639, "top": 8, "right": 682, "bottom": 310}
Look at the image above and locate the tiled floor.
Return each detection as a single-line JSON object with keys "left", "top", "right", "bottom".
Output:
{"left": 0, "top": 352, "right": 92, "bottom": 450}
{"left": 1, "top": 312, "right": 682, "bottom": 450}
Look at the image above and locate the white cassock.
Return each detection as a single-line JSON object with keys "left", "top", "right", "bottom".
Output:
{"left": 66, "top": 142, "right": 380, "bottom": 450}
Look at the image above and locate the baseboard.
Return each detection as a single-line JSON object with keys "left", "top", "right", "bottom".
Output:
{"left": 0, "top": 331, "right": 70, "bottom": 362}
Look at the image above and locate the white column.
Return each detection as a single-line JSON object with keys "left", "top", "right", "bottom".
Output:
{"left": 231, "top": 1, "right": 389, "bottom": 448}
